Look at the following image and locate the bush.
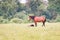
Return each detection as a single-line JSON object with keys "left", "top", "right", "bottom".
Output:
{"left": 0, "top": 19, "right": 9, "bottom": 24}
{"left": 0, "top": 16, "right": 9, "bottom": 24}
{"left": 55, "top": 16, "right": 60, "bottom": 22}
{"left": 10, "top": 18, "right": 23, "bottom": 24}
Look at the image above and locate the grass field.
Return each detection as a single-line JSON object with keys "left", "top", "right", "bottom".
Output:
{"left": 0, "top": 22, "right": 60, "bottom": 40}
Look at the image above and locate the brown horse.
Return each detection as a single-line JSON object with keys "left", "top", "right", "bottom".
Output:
{"left": 29, "top": 16, "right": 46, "bottom": 27}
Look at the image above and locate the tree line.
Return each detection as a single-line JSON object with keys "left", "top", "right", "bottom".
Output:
{"left": 0, "top": 0, "right": 60, "bottom": 23}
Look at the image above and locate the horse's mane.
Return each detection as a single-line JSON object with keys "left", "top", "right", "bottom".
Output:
{"left": 29, "top": 16, "right": 35, "bottom": 20}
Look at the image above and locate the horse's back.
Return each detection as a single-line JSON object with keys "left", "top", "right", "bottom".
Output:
{"left": 34, "top": 16, "right": 46, "bottom": 22}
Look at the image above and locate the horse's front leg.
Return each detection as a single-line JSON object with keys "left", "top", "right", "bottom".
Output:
{"left": 35, "top": 22, "right": 37, "bottom": 27}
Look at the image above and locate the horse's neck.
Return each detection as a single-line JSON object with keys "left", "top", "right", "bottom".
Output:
{"left": 31, "top": 16, "right": 35, "bottom": 20}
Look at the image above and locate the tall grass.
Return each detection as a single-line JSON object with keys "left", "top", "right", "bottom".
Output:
{"left": 0, "top": 23, "right": 60, "bottom": 40}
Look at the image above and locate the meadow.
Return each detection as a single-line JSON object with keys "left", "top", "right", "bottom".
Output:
{"left": 0, "top": 22, "right": 60, "bottom": 40}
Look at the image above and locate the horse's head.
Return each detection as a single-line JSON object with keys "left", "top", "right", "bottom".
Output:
{"left": 28, "top": 16, "right": 31, "bottom": 21}
{"left": 28, "top": 16, "right": 35, "bottom": 21}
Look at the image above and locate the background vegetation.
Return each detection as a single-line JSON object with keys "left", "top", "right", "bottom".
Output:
{"left": 0, "top": 0, "right": 60, "bottom": 23}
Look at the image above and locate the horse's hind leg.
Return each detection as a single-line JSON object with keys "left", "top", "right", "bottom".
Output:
{"left": 42, "top": 22, "right": 45, "bottom": 27}
{"left": 42, "top": 19, "right": 46, "bottom": 27}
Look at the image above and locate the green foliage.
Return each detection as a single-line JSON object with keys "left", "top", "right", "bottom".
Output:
{"left": 55, "top": 15, "right": 60, "bottom": 22}
{"left": 48, "top": 0, "right": 60, "bottom": 13}
{"left": 0, "top": 16, "right": 9, "bottom": 23}
{"left": 14, "top": 11, "right": 28, "bottom": 19}
{"left": 0, "top": 0, "right": 60, "bottom": 23}
{"left": 10, "top": 18, "right": 23, "bottom": 24}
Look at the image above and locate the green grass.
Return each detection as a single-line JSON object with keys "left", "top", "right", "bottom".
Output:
{"left": 0, "top": 22, "right": 60, "bottom": 40}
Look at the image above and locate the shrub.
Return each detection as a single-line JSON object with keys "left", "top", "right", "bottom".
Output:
{"left": 0, "top": 16, "right": 9, "bottom": 23}
{"left": 0, "top": 19, "right": 9, "bottom": 24}
{"left": 55, "top": 16, "right": 60, "bottom": 22}
{"left": 10, "top": 18, "right": 23, "bottom": 24}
